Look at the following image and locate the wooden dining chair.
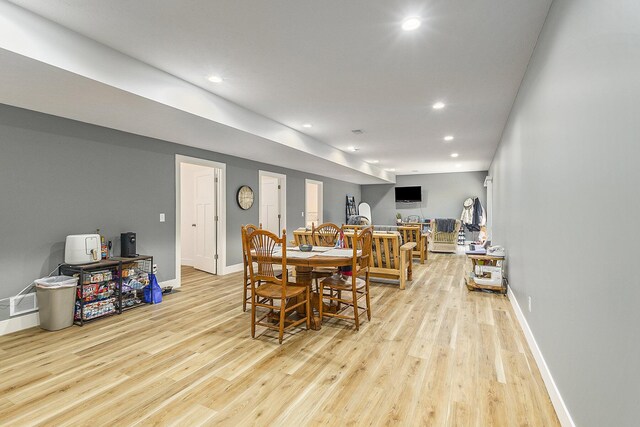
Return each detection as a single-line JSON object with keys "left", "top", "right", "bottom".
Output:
{"left": 398, "top": 225, "right": 427, "bottom": 264}
{"left": 241, "top": 223, "right": 260, "bottom": 312}
{"left": 246, "top": 229, "right": 310, "bottom": 343}
{"left": 312, "top": 222, "right": 342, "bottom": 247}
{"left": 310, "top": 222, "right": 343, "bottom": 293}
{"left": 319, "top": 226, "right": 373, "bottom": 331}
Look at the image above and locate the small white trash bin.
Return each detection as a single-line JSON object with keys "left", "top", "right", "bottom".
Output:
{"left": 35, "top": 275, "right": 78, "bottom": 331}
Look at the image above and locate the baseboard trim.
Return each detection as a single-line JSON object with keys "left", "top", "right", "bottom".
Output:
{"left": 160, "top": 279, "right": 180, "bottom": 289}
{"left": 507, "top": 286, "right": 575, "bottom": 427}
{"left": 0, "top": 312, "right": 40, "bottom": 336}
{"left": 222, "top": 263, "right": 244, "bottom": 275}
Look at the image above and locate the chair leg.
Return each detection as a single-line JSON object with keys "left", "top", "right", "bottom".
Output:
{"left": 250, "top": 290, "right": 256, "bottom": 338}
{"left": 318, "top": 281, "right": 324, "bottom": 323}
{"left": 365, "top": 274, "right": 372, "bottom": 321}
{"left": 278, "top": 299, "right": 286, "bottom": 344}
{"left": 306, "top": 286, "right": 311, "bottom": 330}
{"left": 352, "top": 287, "right": 360, "bottom": 331}
{"left": 243, "top": 267, "right": 248, "bottom": 312}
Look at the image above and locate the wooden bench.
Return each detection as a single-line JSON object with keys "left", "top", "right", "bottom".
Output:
{"left": 398, "top": 225, "right": 428, "bottom": 264}
{"left": 344, "top": 224, "right": 428, "bottom": 264}
{"left": 293, "top": 229, "right": 415, "bottom": 290}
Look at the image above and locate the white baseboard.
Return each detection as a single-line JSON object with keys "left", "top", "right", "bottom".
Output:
{"left": 0, "top": 312, "right": 40, "bottom": 336}
{"left": 222, "top": 263, "right": 244, "bottom": 275}
{"left": 507, "top": 286, "right": 575, "bottom": 427}
{"left": 160, "top": 279, "right": 180, "bottom": 289}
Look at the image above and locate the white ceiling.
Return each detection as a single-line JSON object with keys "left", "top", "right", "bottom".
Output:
{"left": 6, "top": 0, "right": 551, "bottom": 177}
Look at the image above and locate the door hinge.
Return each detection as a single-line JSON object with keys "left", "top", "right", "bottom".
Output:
{"left": 214, "top": 254, "right": 219, "bottom": 260}
{"left": 215, "top": 215, "right": 219, "bottom": 222}
{"left": 215, "top": 177, "right": 219, "bottom": 183}
{"left": 277, "top": 184, "right": 281, "bottom": 190}
{"left": 278, "top": 214, "right": 281, "bottom": 219}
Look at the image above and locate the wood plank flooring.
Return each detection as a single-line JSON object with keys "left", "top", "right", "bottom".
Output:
{"left": 0, "top": 253, "right": 559, "bottom": 426}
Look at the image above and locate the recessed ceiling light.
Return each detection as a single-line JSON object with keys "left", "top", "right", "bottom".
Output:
{"left": 451, "top": 153, "right": 459, "bottom": 158}
{"left": 302, "top": 123, "right": 312, "bottom": 128}
{"left": 433, "top": 102, "right": 445, "bottom": 110}
{"left": 385, "top": 168, "right": 396, "bottom": 172}
{"left": 401, "top": 16, "right": 422, "bottom": 31}
{"left": 207, "top": 75, "right": 223, "bottom": 83}
{"left": 444, "top": 135, "right": 454, "bottom": 141}
{"left": 348, "top": 146, "right": 359, "bottom": 152}
{"left": 369, "top": 160, "right": 380, "bottom": 164}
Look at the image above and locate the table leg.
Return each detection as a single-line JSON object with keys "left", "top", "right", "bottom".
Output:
{"left": 292, "top": 267, "right": 320, "bottom": 330}
{"left": 292, "top": 266, "right": 338, "bottom": 330}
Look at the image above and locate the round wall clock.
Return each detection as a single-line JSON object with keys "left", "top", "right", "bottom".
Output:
{"left": 237, "top": 185, "right": 254, "bottom": 210}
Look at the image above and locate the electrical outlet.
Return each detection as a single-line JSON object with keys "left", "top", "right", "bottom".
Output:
{"left": 528, "top": 296, "right": 532, "bottom": 313}
{"left": 301, "top": 211, "right": 304, "bottom": 217}
{"left": 159, "top": 213, "right": 165, "bottom": 222}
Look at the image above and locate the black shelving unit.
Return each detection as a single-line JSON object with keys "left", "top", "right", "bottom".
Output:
{"left": 112, "top": 255, "right": 153, "bottom": 312}
{"left": 59, "top": 255, "right": 153, "bottom": 326}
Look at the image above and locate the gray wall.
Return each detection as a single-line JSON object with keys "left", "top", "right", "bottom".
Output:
{"left": 0, "top": 104, "right": 360, "bottom": 320}
{"left": 489, "top": 1, "right": 640, "bottom": 425}
{"left": 361, "top": 171, "right": 487, "bottom": 225}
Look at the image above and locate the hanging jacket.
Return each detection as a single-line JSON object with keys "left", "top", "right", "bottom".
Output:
{"left": 472, "top": 197, "right": 485, "bottom": 228}
{"left": 465, "top": 197, "right": 486, "bottom": 232}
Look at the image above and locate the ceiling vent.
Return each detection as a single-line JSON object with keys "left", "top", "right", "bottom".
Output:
{"left": 351, "top": 129, "right": 364, "bottom": 135}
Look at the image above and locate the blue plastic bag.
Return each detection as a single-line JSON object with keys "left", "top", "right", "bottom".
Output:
{"left": 143, "top": 274, "right": 163, "bottom": 304}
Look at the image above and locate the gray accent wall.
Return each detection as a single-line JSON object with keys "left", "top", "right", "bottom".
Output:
{"left": 0, "top": 104, "right": 360, "bottom": 321}
{"left": 489, "top": 0, "right": 640, "bottom": 425}
{"left": 361, "top": 171, "right": 487, "bottom": 225}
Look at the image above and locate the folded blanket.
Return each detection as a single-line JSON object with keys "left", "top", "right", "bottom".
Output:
{"left": 435, "top": 218, "right": 456, "bottom": 233}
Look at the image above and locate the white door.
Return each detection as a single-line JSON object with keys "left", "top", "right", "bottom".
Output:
{"left": 259, "top": 171, "right": 286, "bottom": 235}
{"left": 193, "top": 169, "right": 217, "bottom": 274}
{"left": 305, "top": 179, "right": 323, "bottom": 228}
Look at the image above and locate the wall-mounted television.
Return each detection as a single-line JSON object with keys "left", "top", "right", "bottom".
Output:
{"left": 395, "top": 186, "right": 422, "bottom": 203}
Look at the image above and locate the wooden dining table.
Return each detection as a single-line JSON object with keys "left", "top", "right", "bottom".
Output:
{"left": 271, "top": 247, "right": 360, "bottom": 330}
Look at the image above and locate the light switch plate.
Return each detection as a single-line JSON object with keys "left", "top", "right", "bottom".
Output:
{"left": 160, "top": 213, "right": 165, "bottom": 222}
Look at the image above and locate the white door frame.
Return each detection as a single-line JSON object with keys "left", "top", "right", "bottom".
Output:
{"left": 175, "top": 155, "right": 227, "bottom": 287}
{"left": 259, "top": 170, "right": 286, "bottom": 234}
{"left": 484, "top": 175, "right": 493, "bottom": 241}
{"left": 305, "top": 179, "right": 323, "bottom": 227}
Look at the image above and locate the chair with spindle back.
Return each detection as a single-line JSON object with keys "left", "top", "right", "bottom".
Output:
{"left": 246, "top": 229, "right": 310, "bottom": 343}
{"left": 310, "top": 222, "right": 343, "bottom": 288}
{"left": 311, "top": 222, "right": 342, "bottom": 246}
{"left": 241, "top": 223, "right": 261, "bottom": 312}
{"left": 319, "top": 226, "right": 373, "bottom": 330}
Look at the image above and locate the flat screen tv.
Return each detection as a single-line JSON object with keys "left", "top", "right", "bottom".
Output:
{"left": 395, "top": 186, "right": 422, "bottom": 203}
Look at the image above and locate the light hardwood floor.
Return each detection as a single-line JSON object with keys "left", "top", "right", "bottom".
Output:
{"left": 0, "top": 253, "right": 559, "bottom": 426}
